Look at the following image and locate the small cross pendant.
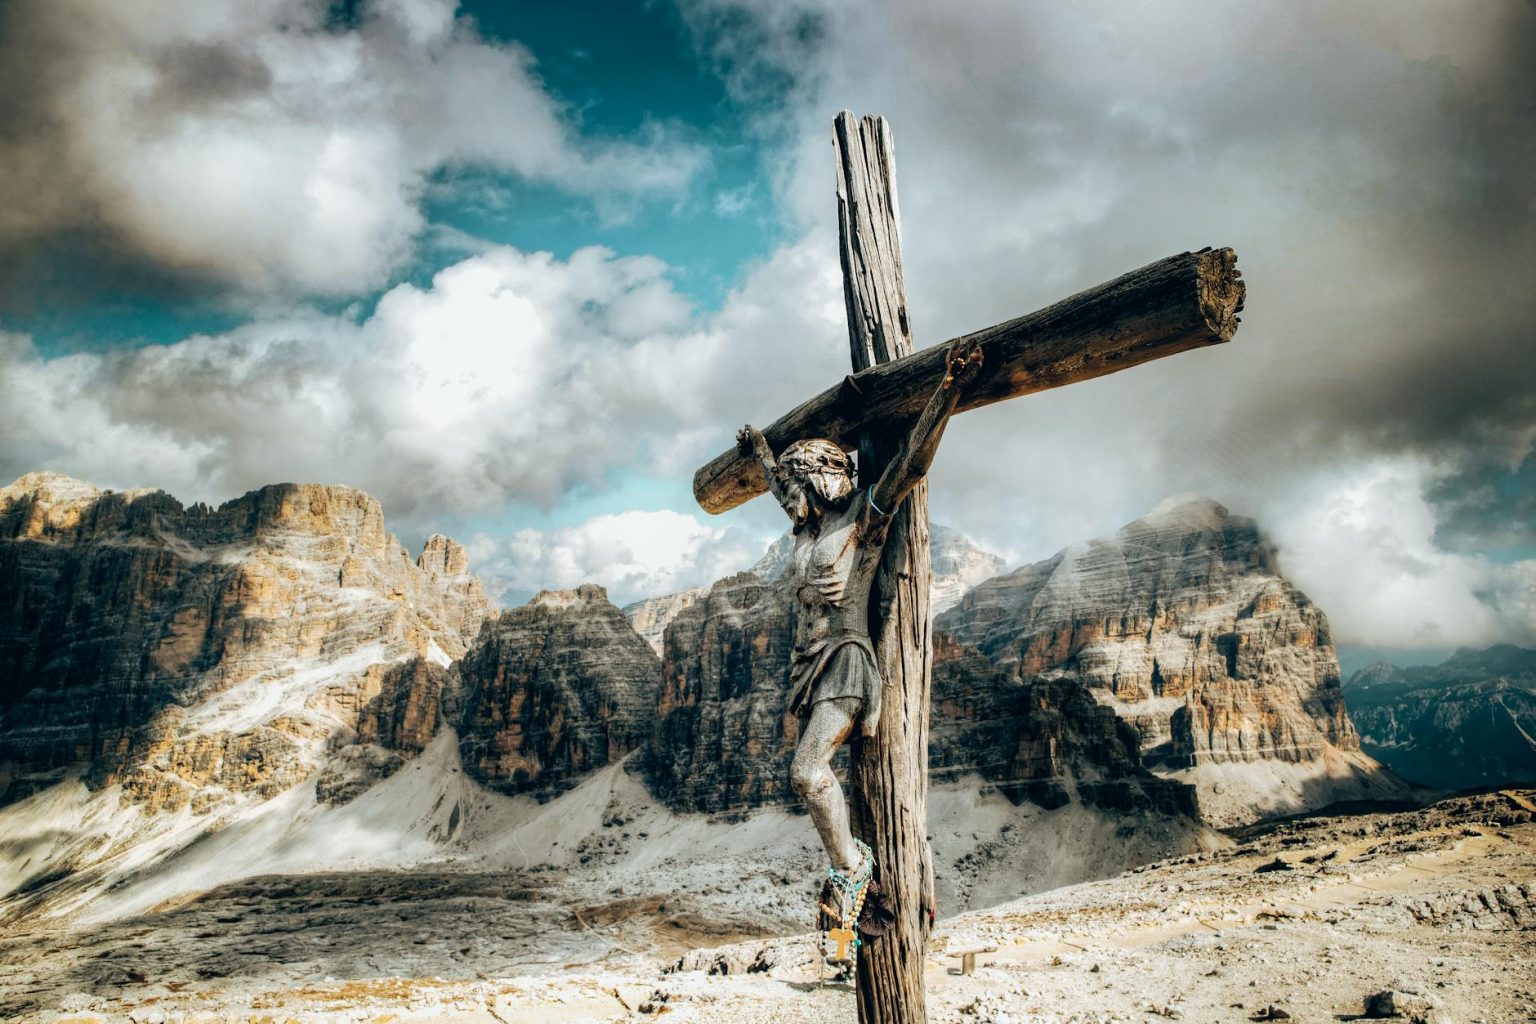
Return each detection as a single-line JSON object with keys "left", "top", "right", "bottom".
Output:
{"left": 827, "top": 925, "right": 857, "bottom": 960}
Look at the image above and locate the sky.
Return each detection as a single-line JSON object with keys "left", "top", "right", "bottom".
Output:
{"left": 0, "top": 0, "right": 1532, "bottom": 658}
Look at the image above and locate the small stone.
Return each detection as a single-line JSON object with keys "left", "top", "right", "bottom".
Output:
{"left": 1365, "top": 989, "right": 1434, "bottom": 1019}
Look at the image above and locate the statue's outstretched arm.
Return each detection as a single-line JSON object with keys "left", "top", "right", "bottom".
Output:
{"left": 737, "top": 425, "right": 799, "bottom": 522}
{"left": 868, "top": 343, "right": 983, "bottom": 516}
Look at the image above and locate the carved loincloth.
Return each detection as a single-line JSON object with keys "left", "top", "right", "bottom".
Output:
{"left": 787, "top": 632, "right": 883, "bottom": 738}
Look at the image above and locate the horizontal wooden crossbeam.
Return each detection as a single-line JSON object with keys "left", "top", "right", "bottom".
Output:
{"left": 692, "top": 247, "right": 1245, "bottom": 514}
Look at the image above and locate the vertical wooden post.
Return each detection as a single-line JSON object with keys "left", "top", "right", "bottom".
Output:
{"left": 834, "top": 110, "right": 934, "bottom": 1024}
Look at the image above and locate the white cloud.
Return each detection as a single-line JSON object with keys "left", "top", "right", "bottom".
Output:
{"left": 3, "top": 0, "right": 1532, "bottom": 652}
{"left": 469, "top": 509, "right": 771, "bottom": 608}
{"left": 0, "top": 234, "right": 850, "bottom": 535}
{"left": 0, "top": 0, "right": 707, "bottom": 297}
{"left": 1267, "top": 459, "right": 1535, "bottom": 649}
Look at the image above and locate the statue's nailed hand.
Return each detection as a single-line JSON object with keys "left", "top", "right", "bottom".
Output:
{"left": 737, "top": 424, "right": 772, "bottom": 463}
{"left": 944, "top": 343, "right": 984, "bottom": 390}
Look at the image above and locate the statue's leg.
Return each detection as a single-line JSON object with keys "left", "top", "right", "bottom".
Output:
{"left": 791, "top": 697, "right": 860, "bottom": 872}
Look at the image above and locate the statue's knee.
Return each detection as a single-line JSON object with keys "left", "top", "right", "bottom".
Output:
{"left": 790, "top": 759, "right": 827, "bottom": 799}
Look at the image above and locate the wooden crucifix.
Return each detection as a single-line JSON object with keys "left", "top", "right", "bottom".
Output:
{"left": 693, "top": 112, "right": 1245, "bottom": 1024}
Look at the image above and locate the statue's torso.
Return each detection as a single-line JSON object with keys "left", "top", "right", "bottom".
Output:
{"left": 791, "top": 501, "right": 881, "bottom": 648}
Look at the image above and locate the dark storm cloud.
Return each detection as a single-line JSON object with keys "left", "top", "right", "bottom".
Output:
{"left": 0, "top": 0, "right": 706, "bottom": 301}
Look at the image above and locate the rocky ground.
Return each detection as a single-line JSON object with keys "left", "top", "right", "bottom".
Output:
{"left": 3, "top": 790, "right": 1532, "bottom": 1023}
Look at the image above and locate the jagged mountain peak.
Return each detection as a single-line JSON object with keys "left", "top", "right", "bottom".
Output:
{"left": 1142, "top": 492, "right": 1231, "bottom": 524}
{"left": 417, "top": 533, "right": 471, "bottom": 577}
{"left": 1343, "top": 643, "right": 1536, "bottom": 790}
{"left": 937, "top": 495, "right": 1406, "bottom": 826}
{"left": 527, "top": 582, "right": 612, "bottom": 609}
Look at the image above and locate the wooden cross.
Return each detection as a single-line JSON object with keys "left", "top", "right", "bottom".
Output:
{"left": 692, "top": 112, "right": 1245, "bottom": 1024}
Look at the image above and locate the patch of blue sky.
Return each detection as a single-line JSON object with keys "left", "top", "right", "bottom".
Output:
{"left": 17, "top": 0, "right": 781, "bottom": 355}
{"left": 15, "top": 301, "right": 249, "bottom": 359}
{"left": 427, "top": 0, "right": 781, "bottom": 305}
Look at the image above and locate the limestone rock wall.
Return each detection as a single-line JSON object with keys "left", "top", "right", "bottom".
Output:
{"left": 0, "top": 472, "right": 487, "bottom": 810}
{"left": 455, "top": 584, "right": 663, "bottom": 800}
{"left": 622, "top": 586, "right": 708, "bottom": 656}
{"left": 938, "top": 497, "right": 1357, "bottom": 769}
{"left": 929, "top": 631, "right": 1198, "bottom": 817}
{"left": 644, "top": 572, "right": 801, "bottom": 813}
{"left": 644, "top": 570, "right": 1193, "bottom": 819}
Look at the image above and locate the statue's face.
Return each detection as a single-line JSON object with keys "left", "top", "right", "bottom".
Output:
{"left": 785, "top": 466, "right": 853, "bottom": 520}
{"left": 780, "top": 438, "right": 853, "bottom": 527}
{"left": 781, "top": 475, "right": 813, "bottom": 527}
{"left": 804, "top": 468, "right": 854, "bottom": 506}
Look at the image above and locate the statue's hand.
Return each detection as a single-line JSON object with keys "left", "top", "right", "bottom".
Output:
{"left": 737, "top": 424, "right": 769, "bottom": 461}
{"left": 943, "top": 343, "right": 984, "bottom": 390}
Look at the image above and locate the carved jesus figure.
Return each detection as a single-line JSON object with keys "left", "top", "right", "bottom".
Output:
{"left": 736, "top": 342, "right": 982, "bottom": 889}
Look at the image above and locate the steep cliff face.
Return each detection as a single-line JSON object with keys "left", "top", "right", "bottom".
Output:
{"left": 930, "top": 632, "right": 1198, "bottom": 817}
{"left": 456, "top": 584, "right": 663, "bottom": 800}
{"left": 0, "top": 472, "right": 487, "bottom": 811}
{"left": 645, "top": 572, "right": 801, "bottom": 813}
{"left": 938, "top": 497, "right": 1402, "bottom": 824}
{"left": 929, "top": 525, "right": 1009, "bottom": 614}
{"left": 1345, "top": 646, "right": 1536, "bottom": 791}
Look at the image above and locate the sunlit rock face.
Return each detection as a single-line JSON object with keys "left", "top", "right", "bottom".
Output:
{"left": 929, "top": 631, "right": 1198, "bottom": 818}
{"left": 937, "top": 496, "right": 1400, "bottom": 824}
{"left": 1345, "top": 646, "right": 1536, "bottom": 791}
{"left": 623, "top": 586, "right": 708, "bottom": 656}
{"left": 630, "top": 523, "right": 1010, "bottom": 806}
{"left": 0, "top": 472, "right": 487, "bottom": 811}
{"left": 455, "top": 584, "right": 664, "bottom": 800}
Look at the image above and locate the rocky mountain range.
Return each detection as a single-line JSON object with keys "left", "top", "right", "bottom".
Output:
{"left": 0, "top": 472, "right": 487, "bottom": 814}
{"left": 936, "top": 496, "right": 1407, "bottom": 825}
{"left": 1344, "top": 645, "right": 1536, "bottom": 791}
{"left": 457, "top": 584, "right": 663, "bottom": 800}
{"left": 0, "top": 473, "right": 1408, "bottom": 932}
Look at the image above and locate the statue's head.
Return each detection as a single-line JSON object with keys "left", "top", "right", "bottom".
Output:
{"left": 779, "top": 438, "right": 855, "bottom": 519}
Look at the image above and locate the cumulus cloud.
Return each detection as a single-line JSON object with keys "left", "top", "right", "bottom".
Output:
{"left": 1267, "top": 459, "right": 1536, "bottom": 649}
{"left": 467, "top": 509, "right": 772, "bottom": 608}
{"left": 0, "top": 0, "right": 706, "bottom": 298}
{"left": 0, "top": 234, "right": 850, "bottom": 532}
{"left": 2, "top": 1, "right": 1532, "bottom": 641}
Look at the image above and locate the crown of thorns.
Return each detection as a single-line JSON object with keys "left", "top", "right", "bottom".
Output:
{"left": 779, "top": 438, "right": 851, "bottom": 476}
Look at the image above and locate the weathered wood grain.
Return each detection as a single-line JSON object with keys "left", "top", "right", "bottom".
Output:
{"left": 836, "top": 109, "right": 934, "bottom": 1024}
{"left": 692, "top": 245, "right": 1244, "bottom": 514}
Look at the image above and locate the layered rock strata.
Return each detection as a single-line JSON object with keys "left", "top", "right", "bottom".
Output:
{"left": 622, "top": 586, "right": 707, "bottom": 656}
{"left": 0, "top": 472, "right": 487, "bottom": 811}
{"left": 929, "top": 632, "right": 1198, "bottom": 817}
{"left": 937, "top": 496, "right": 1399, "bottom": 823}
{"left": 645, "top": 570, "right": 1194, "bottom": 818}
{"left": 456, "top": 584, "right": 664, "bottom": 800}
{"left": 645, "top": 572, "right": 801, "bottom": 813}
